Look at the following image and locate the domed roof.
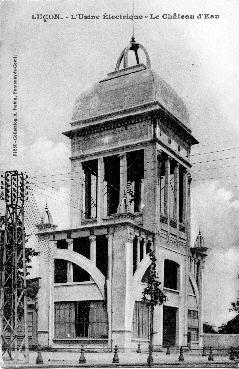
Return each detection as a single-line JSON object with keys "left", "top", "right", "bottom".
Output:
{"left": 72, "top": 38, "right": 190, "bottom": 128}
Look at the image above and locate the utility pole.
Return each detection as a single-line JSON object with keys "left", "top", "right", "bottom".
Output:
{"left": 0, "top": 170, "right": 29, "bottom": 364}
{"left": 0, "top": 215, "right": 4, "bottom": 365}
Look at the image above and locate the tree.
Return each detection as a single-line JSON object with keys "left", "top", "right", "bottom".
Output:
{"left": 230, "top": 300, "right": 239, "bottom": 313}
{"left": 142, "top": 249, "right": 166, "bottom": 366}
{"left": 203, "top": 323, "right": 217, "bottom": 334}
{"left": 218, "top": 315, "right": 239, "bottom": 334}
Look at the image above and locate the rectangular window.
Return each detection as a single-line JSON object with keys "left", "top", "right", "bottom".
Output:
{"left": 17, "top": 311, "right": 34, "bottom": 337}
{"left": 73, "top": 237, "right": 90, "bottom": 259}
{"left": 54, "top": 259, "right": 67, "bottom": 283}
{"left": 160, "top": 160, "right": 166, "bottom": 215}
{"left": 133, "top": 237, "right": 137, "bottom": 274}
{"left": 126, "top": 150, "right": 144, "bottom": 213}
{"left": 104, "top": 156, "right": 120, "bottom": 216}
{"left": 82, "top": 160, "right": 98, "bottom": 219}
{"left": 164, "top": 259, "right": 180, "bottom": 290}
{"left": 132, "top": 301, "right": 150, "bottom": 339}
{"left": 179, "top": 167, "right": 185, "bottom": 223}
{"left": 54, "top": 301, "right": 108, "bottom": 339}
{"left": 57, "top": 239, "right": 68, "bottom": 249}
{"left": 140, "top": 239, "right": 144, "bottom": 261}
{"left": 169, "top": 161, "right": 176, "bottom": 219}
{"left": 96, "top": 235, "right": 108, "bottom": 277}
{"left": 73, "top": 264, "right": 91, "bottom": 282}
{"left": 188, "top": 310, "right": 199, "bottom": 341}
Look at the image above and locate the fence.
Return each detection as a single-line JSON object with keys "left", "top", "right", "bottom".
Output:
{"left": 204, "top": 333, "right": 239, "bottom": 349}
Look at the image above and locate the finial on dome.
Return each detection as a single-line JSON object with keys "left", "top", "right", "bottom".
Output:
{"left": 115, "top": 38, "right": 151, "bottom": 71}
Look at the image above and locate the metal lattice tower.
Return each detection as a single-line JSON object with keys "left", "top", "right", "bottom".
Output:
{"left": 0, "top": 170, "right": 29, "bottom": 363}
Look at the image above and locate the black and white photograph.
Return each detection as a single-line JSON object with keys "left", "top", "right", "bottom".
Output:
{"left": 0, "top": 0, "right": 239, "bottom": 367}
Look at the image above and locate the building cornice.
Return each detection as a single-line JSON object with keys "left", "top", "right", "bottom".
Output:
{"left": 63, "top": 102, "right": 197, "bottom": 146}
{"left": 70, "top": 139, "right": 151, "bottom": 161}
{"left": 37, "top": 217, "right": 155, "bottom": 239}
{"left": 70, "top": 138, "right": 192, "bottom": 169}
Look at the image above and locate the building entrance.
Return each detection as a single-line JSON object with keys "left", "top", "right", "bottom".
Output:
{"left": 163, "top": 306, "right": 177, "bottom": 347}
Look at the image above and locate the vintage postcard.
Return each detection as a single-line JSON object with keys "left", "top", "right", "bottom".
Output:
{"left": 0, "top": 0, "right": 238, "bottom": 367}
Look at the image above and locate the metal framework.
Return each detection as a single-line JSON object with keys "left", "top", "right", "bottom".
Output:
{"left": 0, "top": 170, "right": 29, "bottom": 363}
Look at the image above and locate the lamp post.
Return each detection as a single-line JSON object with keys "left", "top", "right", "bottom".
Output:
{"left": 142, "top": 250, "right": 166, "bottom": 367}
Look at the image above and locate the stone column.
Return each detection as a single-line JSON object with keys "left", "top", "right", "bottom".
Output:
{"left": 119, "top": 153, "right": 127, "bottom": 213}
{"left": 89, "top": 236, "right": 96, "bottom": 265}
{"left": 48, "top": 240, "right": 56, "bottom": 346}
{"left": 183, "top": 254, "right": 189, "bottom": 347}
{"left": 198, "top": 260, "right": 205, "bottom": 347}
{"left": 67, "top": 238, "right": 73, "bottom": 282}
{"left": 157, "top": 152, "right": 162, "bottom": 220}
{"left": 70, "top": 160, "right": 83, "bottom": 228}
{"left": 187, "top": 173, "right": 192, "bottom": 248}
{"left": 97, "top": 157, "right": 104, "bottom": 222}
{"left": 164, "top": 157, "right": 170, "bottom": 217}
{"left": 67, "top": 262, "right": 73, "bottom": 283}
{"left": 174, "top": 163, "right": 179, "bottom": 222}
{"left": 182, "top": 170, "right": 187, "bottom": 223}
{"left": 106, "top": 233, "right": 113, "bottom": 349}
{"left": 137, "top": 237, "right": 141, "bottom": 267}
{"left": 67, "top": 238, "right": 73, "bottom": 252}
{"left": 111, "top": 228, "right": 134, "bottom": 349}
{"left": 37, "top": 237, "right": 55, "bottom": 347}
{"left": 143, "top": 239, "right": 147, "bottom": 258}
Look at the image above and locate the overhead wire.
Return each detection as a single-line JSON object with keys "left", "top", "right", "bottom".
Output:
{"left": 191, "top": 145, "right": 239, "bottom": 157}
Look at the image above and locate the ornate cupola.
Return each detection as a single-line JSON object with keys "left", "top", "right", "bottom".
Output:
{"left": 68, "top": 37, "right": 193, "bottom": 133}
{"left": 191, "top": 230, "right": 208, "bottom": 261}
{"left": 36, "top": 202, "right": 57, "bottom": 231}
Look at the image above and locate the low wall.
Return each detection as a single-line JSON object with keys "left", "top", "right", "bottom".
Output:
{"left": 203, "top": 334, "right": 239, "bottom": 349}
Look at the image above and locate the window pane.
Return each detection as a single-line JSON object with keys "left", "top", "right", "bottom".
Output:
{"left": 132, "top": 301, "right": 149, "bottom": 339}
{"left": 54, "top": 301, "right": 108, "bottom": 339}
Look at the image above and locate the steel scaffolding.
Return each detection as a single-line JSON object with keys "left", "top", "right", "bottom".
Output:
{"left": 0, "top": 170, "right": 29, "bottom": 363}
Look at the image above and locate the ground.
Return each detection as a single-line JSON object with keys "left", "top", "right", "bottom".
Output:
{"left": 1, "top": 349, "right": 239, "bottom": 368}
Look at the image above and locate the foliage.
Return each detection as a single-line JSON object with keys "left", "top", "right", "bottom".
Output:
{"left": 218, "top": 315, "right": 239, "bottom": 334}
{"left": 230, "top": 300, "right": 239, "bottom": 313}
{"left": 26, "top": 277, "right": 40, "bottom": 299}
{"left": 216, "top": 300, "right": 239, "bottom": 334}
{"left": 203, "top": 323, "right": 217, "bottom": 334}
{"left": 142, "top": 249, "right": 166, "bottom": 307}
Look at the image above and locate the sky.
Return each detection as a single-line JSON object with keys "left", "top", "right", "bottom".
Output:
{"left": 1, "top": 0, "right": 239, "bottom": 327}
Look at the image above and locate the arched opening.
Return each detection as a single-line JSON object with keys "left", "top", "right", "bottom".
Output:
{"left": 164, "top": 260, "right": 180, "bottom": 290}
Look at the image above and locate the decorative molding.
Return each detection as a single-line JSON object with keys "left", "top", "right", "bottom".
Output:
{"left": 67, "top": 108, "right": 152, "bottom": 137}
{"left": 64, "top": 103, "right": 197, "bottom": 146}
